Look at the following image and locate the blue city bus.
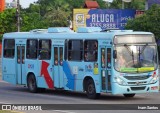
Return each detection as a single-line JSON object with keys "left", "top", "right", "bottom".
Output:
{"left": 2, "top": 27, "right": 159, "bottom": 99}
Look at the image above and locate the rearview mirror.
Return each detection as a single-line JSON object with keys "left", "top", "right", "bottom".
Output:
{"left": 113, "top": 50, "right": 117, "bottom": 59}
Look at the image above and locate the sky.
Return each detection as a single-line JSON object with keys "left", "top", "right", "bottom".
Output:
{"left": 6, "top": 0, "right": 38, "bottom": 8}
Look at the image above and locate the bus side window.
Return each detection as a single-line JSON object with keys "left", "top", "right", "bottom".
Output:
{"left": 3, "top": 39, "right": 15, "bottom": 58}
{"left": 84, "top": 40, "right": 98, "bottom": 62}
{"left": 68, "top": 40, "right": 83, "bottom": 61}
{"left": 38, "top": 40, "right": 51, "bottom": 60}
{"left": 26, "top": 39, "right": 38, "bottom": 59}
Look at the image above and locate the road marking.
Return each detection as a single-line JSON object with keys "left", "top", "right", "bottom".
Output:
{"left": 0, "top": 80, "right": 8, "bottom": 83}
{"left": 11, "top": 111, "right": 24, "bottom": 113}
{"left": 0, "top": 101, "right": 12, "bottom": 104}
{"left": 53, "top": 110, "right": 75, "bottom": 113}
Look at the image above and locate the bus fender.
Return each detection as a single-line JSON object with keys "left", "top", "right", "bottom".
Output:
{"left": 83, "top": 76, "right": 100, "bottom": 93}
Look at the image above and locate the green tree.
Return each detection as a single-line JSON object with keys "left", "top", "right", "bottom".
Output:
{"left": 110, "top": 0, "right": 145, "bottom": 10}
{"left": 0, "top": 9, "right": 17, "bottom": 33}
{"left": 0, "top": 9, "right": 17, "bottom": 41}
{"left": 126, "top": 4, "right": 160, "bottom": 39}
{"left": 43, "top": 0, "right": 71, "bottom": 27}
{"left": 21, "top": 11, "right": 48, "bottom": 31}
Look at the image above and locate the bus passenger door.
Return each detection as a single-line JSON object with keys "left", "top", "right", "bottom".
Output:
{"left": 17, "top": 45, "right": 26, "bottom": 85}
{"left": 100, "top": 47, "right": 111, "bottom": 92}
{"left": 53, "top": 46, "right": 64, "bottom": 88}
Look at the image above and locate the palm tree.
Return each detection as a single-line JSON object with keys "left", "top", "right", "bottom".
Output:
{"left": 43, "top": 0, "right": 71, "bottom": 27}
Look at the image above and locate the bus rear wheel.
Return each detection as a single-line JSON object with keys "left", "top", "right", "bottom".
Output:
{"left": 27, "top": 74, "right": 38, "bottom": 93}
{"left": 123, "top": 94, "right": 135, "bottom": 98}
{"left": 86, "top": 79, "right": 100, "bottom": 99}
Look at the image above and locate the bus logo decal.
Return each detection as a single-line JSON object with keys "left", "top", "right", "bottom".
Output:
{"left": 85, "top": 64, "right": 93, "bottom": 72}
{"left": 63, "top": 61, "right": 75, "bottom": 90}
{"left": 41, "top": 61, "right": 54, "bottom": 88}
{"left": 28, "top": 64, "right": 34, "bottom": 69}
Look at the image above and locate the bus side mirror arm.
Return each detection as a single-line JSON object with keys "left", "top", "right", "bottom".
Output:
{"left": 113, "top": 50, "right": 117, "bottom": 59}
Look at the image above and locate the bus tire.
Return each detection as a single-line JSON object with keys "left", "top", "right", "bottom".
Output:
{"left": 86, "top": 79, "right": 100, "bottom": 99}
{"left": 27, "top": 74, "right": 38, "bottom": 93}
{"left": 123, "top": 94, "right": 135, "bottom": 98}
{"left": 38, "top": 88, "right": 46, "bottom": 93}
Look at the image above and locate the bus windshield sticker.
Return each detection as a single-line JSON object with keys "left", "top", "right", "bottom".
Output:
{"left": 138, "top": 67, "right": 154, "bottom": 72}
{"left": 120, "top": 67, "right": 154, "bottom": 72}
{"left": 120, "top": 68, "right": 137, "bottom": 72}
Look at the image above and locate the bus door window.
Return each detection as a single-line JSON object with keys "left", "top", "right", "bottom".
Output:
{"left": 107, "top": 48, "right": 111, "bottom": 68}
{"left": 60, "top": 47, "right": 63, "bottom": 66}
{"left": 17, "top": 46, "right": 20, "bottom": 63}
{"left": 54, "top": 47, "right": 58, "bottom": 65}
{"left": 17, "top": 46, "right": 25, "bottom": 64}
{"left": 101, "top": 48, "right": 105, "bottom": 68}
{"left": 54, "top": 47, "right": 63, "bottom": 66}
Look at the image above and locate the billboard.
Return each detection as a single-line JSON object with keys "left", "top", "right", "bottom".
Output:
{"left": 148, "top": 0, "right": 160, "bottom": 8}
{"left": 73, "top": 9, "right": 136, "bottom": 31}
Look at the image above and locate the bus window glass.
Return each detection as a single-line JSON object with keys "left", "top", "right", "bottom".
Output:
{"left": 26, "top": 39, "right": 38, "bottom": 59}
{"left": 107, "top": 48, "right": 111, "bottom": 68}
{"left": 68, "top": 40, "right": 83, "bottom": 61}
{"left": 54, "top": 47, "right": 58, "bottom": 65}
{"left": 84, "top": 40, "right": 98, "bottom": 62}
{"left": 60, "top": 47, "right": 63, "bottom": 65}
{"left": 17, "top": 46, "right": 20, "bottom": 63}
{"left": 64, "top": 40, "right": 67, "bottom": 60}
{"left": 3, "top": 39, "right": 15, "bottom": 58}
{"left": 39, "top": 40, "right": 51, "bottom": 60}
{"left": 101, "top": 48, "right": 105, "bottom": 68}
{"left": 114, "top": 45, "right": 158, "bottom": 73}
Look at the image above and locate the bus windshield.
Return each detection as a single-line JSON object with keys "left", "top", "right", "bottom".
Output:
{"left": 114, "top": 45, "right": 158, "bottom": 73}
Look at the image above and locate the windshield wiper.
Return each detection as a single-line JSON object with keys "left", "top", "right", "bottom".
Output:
{"left": 139, "top": 44, "right": 148, "bottom": 54}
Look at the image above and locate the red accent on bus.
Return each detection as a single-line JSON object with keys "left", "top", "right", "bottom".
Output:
{"left": 41, "top": 61, "right": 54, "bottom": 88}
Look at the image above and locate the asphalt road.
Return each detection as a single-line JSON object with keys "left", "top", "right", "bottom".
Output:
{"left": 0, "top": 79, "right": 160, "bottom": 113}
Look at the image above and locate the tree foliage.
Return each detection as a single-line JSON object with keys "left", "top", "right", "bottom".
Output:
{"left": 0, "top": 9, "right": 17, "bottom": 33}
{"left": 109, "top": 0, "right": 145, "bottom": 9}
{"left": 126, "top": 4, "right": 160, "bottom": 40}
{"left": 0, "top": 0, "right": 148, "bottom": 41}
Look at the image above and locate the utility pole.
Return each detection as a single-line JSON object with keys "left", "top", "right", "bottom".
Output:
{"left": 122, "top": 1, "right": 124, "bottom": 9}
{"left": 145, "top": 0, "right": 148, "bottom": 10}
{"left": 17, "top": 0, "right": 20, "bottom": 32}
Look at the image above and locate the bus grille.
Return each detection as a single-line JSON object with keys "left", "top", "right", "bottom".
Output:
{"left": 130, "top": 87, "right": 146, "bottom": 91}
{"left": 128, "top": 81, "right": 147, "bottom": 85}
{"left": 123, "top": 75, "right": 150, "bottom": 80}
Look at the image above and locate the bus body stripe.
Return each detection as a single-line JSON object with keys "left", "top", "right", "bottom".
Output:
{"left": 41, "top": 61, "right": 54, "bottom": 88}
{"left": 63, "top": 61, "right": 75, "bottom": 90}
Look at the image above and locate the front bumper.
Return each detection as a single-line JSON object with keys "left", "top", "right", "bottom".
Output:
{"left": 111, "top": 81, "right": 159, "bottom": 94}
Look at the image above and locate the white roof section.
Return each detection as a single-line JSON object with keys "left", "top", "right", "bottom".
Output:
{"left": 3, "top": 27, "right": 153, "bottom": 40}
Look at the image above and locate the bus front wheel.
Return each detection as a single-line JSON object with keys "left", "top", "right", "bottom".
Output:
{"left": 86, "top": 79, "right": 100, "bottom": 99}
{"left": 27, "top": 74, "right": 38, "bottom": 93}
{"left": 123, "top": 94, "right": 135, "bottom": 98}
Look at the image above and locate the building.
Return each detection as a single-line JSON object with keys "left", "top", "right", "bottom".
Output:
{"left": 0, "top": 0, "right": 5, "bottom": 12}
{"left": 6, "top": 0, "right": 17, "bottom": 9}
{"left": 84, "top": 0, "right": 99, "bottom": 9}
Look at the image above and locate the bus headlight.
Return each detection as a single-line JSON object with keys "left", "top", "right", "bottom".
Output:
{"left": 150, "top": 75, "right": 159, "bottom": 84}
{"left": 114, "top": 77, "right": 126, "bottom": 85}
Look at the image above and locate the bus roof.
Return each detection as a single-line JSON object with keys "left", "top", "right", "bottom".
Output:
{"left": 3, "top": 27, "right": 153, "bottom": 40}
